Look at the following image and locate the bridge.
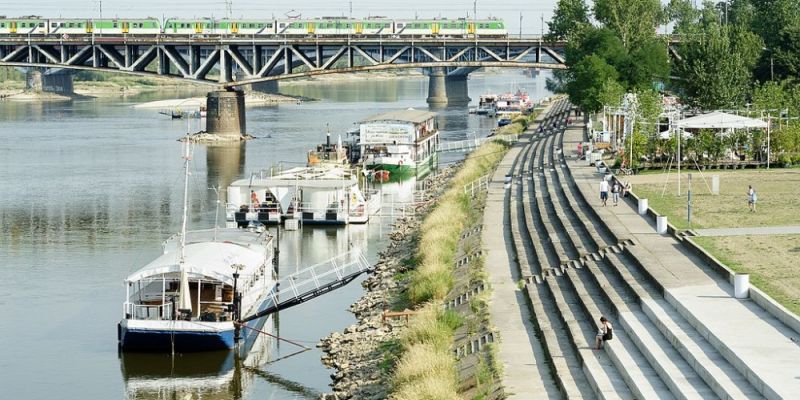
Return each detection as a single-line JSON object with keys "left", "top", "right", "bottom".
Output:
{"left": 0, "top": 35, "right": 567, "bottom": 137}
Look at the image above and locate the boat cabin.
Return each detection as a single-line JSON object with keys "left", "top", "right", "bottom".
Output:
{"left": 226, "top": 166, "right": 380, "bottom": 226}
{"left": 358, "top": 109, "right": 439, "bottom": 176}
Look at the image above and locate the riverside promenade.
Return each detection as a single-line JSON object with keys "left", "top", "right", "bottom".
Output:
{"left": 482, "top": 98, "right": 800, "bottom": 399}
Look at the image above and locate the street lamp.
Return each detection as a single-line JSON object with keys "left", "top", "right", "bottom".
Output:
{"left": 763, "top": 47, "right": 774, "bottom": 80}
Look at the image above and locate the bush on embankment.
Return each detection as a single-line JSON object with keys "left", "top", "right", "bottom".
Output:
{"left": 390, "top": 141, "right": 510, "bottom": 399}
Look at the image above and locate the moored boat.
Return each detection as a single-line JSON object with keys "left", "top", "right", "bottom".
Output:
{"left": 118, "top": 138, "right": 277, "bottom": 353}
{"left": 307, "top": 127, "right": 350, "bottom": 168}
{"left": 226, "top": 166, "right": 381, "bottom": 226}
{"left": 359, "top": 109, "right": 439, "bottom": 177}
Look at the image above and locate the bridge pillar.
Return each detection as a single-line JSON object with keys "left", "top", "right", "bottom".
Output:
{"left": 426, "top": 67, "right": 448, "bottom": 107}
{"left": 25, "top": 69, "right": 44, "bottom": 93}
{"left": 445, "top": 75, "right": 471, "bottom": 107}
{"left": 206, "top": 90, "right": 246, "bottom": 139}
{"left": 42, "top": 70, "right": 74, "bottom": 96}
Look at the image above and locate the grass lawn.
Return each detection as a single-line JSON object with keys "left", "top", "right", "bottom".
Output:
{"left": 625, "top": 169, "right": 800, "bottom": 229}
{"left": 693, "top": 235, "right": 800, "bottom": 316}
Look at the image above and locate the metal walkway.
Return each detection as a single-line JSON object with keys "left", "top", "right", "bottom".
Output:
{"left": 438, "top": 134, "right": 519, "bottom": 153}
{"left": 241, "top": 249, "right": 372, "bottom": 323}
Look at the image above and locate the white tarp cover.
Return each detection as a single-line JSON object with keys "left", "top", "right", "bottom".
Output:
{"left": 676, "top": 111, "right": 768, "bottom": 129}
{"left": 270, "top": 186, "right": 295, "bottom": 214}
{"left": 125, "top": 242, "right": 266, "bottom": 285}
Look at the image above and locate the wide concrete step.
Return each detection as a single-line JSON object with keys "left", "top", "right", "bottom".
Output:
{"left": 545, "top": 275, "right": 634, "bottom": 400}
{"left": 562, "top": 267, "right": 675, "bottom": 400}
{"left": 606, "top": 247, "right": 766, "bottom": 400}
{"left": 526, "top": 282, "right": 595, "bottom": 399}
{"left": 582, "top": 259, "right": 719, "bottom": 399}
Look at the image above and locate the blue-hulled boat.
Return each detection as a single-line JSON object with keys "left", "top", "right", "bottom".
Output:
{"left": 118, "top": 135, "right": 276, "bottom": 353}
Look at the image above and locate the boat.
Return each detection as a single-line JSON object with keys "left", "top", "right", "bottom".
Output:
{"left": 358, "top": 109, "right": 439, "bottom": 177}
{"left": 226, "top": 166, "right": 381, "bottom": 226}
{"left": 495, "top": 90, "right": 534, "bottom": 116}
{"left": 497, "top": 118, "right": 512, "bottom": 127}
{"left": 159, "top": 109, "right": 184, "bottom": 119}
{"left": 307, "top": 126, "right": 350, "bottom": 168}
{"left": 476, "top": 94, "right": 498, "bottom": 116}
{"left": 118, "top": 138, "right": 277, "bottom": 353}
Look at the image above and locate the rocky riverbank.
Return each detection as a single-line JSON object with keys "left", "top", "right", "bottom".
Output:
{"left": 317, "top": 164, "right": 461, "bottom": 400}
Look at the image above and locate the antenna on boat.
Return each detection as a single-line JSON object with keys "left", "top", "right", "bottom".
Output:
{"left": 326, "top": 123, "right": 331, "bottom": 147}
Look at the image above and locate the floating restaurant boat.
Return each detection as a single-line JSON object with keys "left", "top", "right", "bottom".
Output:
{"left": 495, "top": 90, "right": 534, "bottom": 115}
{"left": 118, "top": 139, "right": 277, "bottom": 353}
{"left": 226, "top": 166, "right": 381, "bottom": 226}
{"left": 358, "top": 109, "right": 439, "bottom": 177}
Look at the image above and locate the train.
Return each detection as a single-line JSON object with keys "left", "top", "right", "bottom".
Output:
{"left": 0, "top": 16, "right": 507, "bottom": 38}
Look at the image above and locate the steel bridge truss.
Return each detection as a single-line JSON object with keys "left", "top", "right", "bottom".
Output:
{"left": 0, "top": 37, "right": 566, "bottom": 86}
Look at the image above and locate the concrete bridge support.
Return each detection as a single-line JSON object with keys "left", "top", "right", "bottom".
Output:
{"left": 426, "top": 68, "right": 471, "bottom": 107}
{"left": 426, "top": 67, "right": 448, "bottom": 107}
{"left": 25, "top": 68, "right": 74, "bottom": 95}
{"left": 444, "top": 75, "right": 470, "bottom": 107}
{"left": 206, "top": 90, "right": 246, "bottom": 138}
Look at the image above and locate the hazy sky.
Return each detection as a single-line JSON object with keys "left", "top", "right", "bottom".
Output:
{"left": 1, "top": 0, "right": 560, "bottom": 34}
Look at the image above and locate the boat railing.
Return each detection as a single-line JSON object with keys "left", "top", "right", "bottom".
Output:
{"left": 124, "top": 301, "right": 173, "bottom": 321}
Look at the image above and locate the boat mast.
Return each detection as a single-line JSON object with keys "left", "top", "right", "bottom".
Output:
{"left": 180, "top": 126, "right": 192, "bottom": 262}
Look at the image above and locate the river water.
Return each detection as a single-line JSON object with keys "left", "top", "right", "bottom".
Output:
{"left": 0, "top": 70, "right": 551, "bottom": 400}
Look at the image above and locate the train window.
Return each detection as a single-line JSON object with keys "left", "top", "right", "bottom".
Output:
{"left": 39, "top": 22, "right": 44, "bottom": 27}
{"left": 279, "top": 23, "right": 285, "bottom": 28}
{"left": 397, "top": 23, "right": 404, "bottom": 28}
{"left": 51, "top": 22, "right": 57, "bottom": 28}
{"left": 113, "top": 23, "right": 118, "bottom": 28}
{"left": 68, "top": 23, "right": 74, "bottom": 28}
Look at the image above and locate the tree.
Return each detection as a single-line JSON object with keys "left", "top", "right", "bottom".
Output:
{"left": 674, "top": 24, "right": 762, "bottom": 109}
{"left": 593, "top": 0, "right": 663, "bottom": 49}
{"left": 665, "top": 0, "right": 701, "bottom": 35}
{"left": 546, "top": 70, "right": 569, "bottom": 94}
{"left": 546, "top": 0, "right": 591, "bottom": 42}
{"left": 566, "top": 55, "right": 619, "bottom": 113}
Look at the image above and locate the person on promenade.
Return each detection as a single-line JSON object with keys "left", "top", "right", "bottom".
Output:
{"left": 748, "top": 185, "right": 757, "bottom": 212}
{"left": 599, "top": 179, "right": 609, "bottom": 206}
{"left": 611, "top": 181, "right": 620, "bottom": 206}
{"left": 595, "top": 316, "right": 613, "bottom": 350}
{"left": 622, "top": 180, "right": 631, "bottom": 198}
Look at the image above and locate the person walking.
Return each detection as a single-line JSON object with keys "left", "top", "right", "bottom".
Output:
{"left": 599, "top": 179, "right": 609, "bottom": 206}
{"left": 595, "top": 316, "right": 613, "bottom": 350}
{"left": 612, "top": 181, "right": 620, "bottom": 206}
{"left": 748, "top": 185, "right": 757, "bottom": 212}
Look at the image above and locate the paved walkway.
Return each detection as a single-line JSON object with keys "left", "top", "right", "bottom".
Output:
{"left": 694, "top": 226, "right": 800, "bottom": 236}
{"left": 564, "top": 126, "right": 800, "bottom": 399}
{"left": 481, "top": 108, "right": 559, "bottom": 399}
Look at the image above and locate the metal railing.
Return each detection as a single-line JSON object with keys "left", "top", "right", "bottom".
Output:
{"left": 438, "top": 134, "right": 520, "bottom": 153}
{"left": 463, "top": 174, "right": 492, "bottom": 197}
{"left": 124, "top": 301, "right": 173, "bottom": 321}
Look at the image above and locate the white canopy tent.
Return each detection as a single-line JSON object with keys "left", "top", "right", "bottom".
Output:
{"left": 676, "top": 110, "right": 772, "bottom": 169}
{"left": 676, "top": 111, "right": 768, "bottom": 129}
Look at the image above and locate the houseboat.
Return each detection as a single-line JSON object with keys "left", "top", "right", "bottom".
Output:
{"left": 226, "top": 166, "right": 381, "bottom": 226}
{"left": 359, "top": 109, "right": 439, "bottom": 177}
{"left": 119, "top": 141, "right": 277, "bottom": 353}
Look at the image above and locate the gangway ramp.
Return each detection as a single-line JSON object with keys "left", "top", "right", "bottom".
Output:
{"left": 437, "top": 134, "right": 519, "bottom": 153}
{"left": 241, "top": 249, "right": 372, "bottom": 323}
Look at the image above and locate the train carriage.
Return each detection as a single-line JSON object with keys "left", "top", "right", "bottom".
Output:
{"left": 164, "top": 19, "right": 274, "bottom": 36}
{"left": 0, "top": 17, "right": 48, "bottom": 35}
{"left": 48, "top": 18, "right": 161, "bottom": 35}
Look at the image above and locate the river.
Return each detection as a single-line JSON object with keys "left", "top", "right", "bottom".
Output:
{"left": 0, "top": 70, "right": 551, "bottom": 400}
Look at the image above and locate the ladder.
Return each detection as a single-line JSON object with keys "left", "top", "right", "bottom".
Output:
{"left": 240, "top": 249, "right": 372, "bottom": 323}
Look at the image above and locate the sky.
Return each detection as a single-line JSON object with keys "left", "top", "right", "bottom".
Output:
{"left": 0, "top": 0, "right": 560, "bottom": 34}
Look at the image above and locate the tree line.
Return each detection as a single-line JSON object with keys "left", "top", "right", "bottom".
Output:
{"left": 546, "top": 0, "right": 800, "bottom": 167}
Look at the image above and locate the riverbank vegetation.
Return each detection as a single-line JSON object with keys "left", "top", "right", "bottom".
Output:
{"left": 388, "top": 109, "right": 543, "bottom": 399}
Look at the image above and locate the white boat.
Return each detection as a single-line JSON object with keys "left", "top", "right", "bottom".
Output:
{"left": 118, "top": 139, "right": 276, "bottom": 353}
{"left": 359, "top": 109, "right": 440, "bottom": 177}
{"left": 226, "top": 166, "right": 381, "bottom": 226}
{"left": 477, "top": 94, "right": 498, "bottom": 116}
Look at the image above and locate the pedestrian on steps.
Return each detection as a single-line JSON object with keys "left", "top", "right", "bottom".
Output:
{"left": 612, "top": 181, "right": 620, "bottom": 206}
{"left": 599, "top": 179, "right": 609, "bottom": 206}
{"left": 595, "top": 316, "right": 613, "bottom": 350}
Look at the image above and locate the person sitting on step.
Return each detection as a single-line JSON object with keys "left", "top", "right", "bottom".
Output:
{"left": 595, "top": 316, "right": 613, "bottom": 350}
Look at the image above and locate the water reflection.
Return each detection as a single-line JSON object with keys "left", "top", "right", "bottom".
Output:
{"left": 281, "top": 77, "right": 426, "bottom": 103}
{"left": 206, "top": 142, "right": 247, "bottom": 204}
{"left": 120, "top": 318, "right": 320, "bottom": 400}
